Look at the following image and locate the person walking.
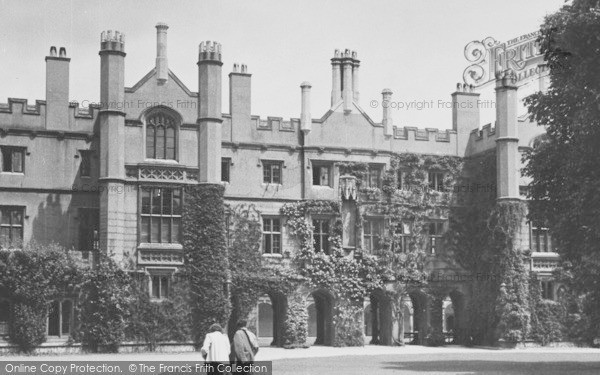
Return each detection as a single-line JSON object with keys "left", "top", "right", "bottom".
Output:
{"left": 231, "top": 320, "right": 259, "bottom": 375}
{"left": 201, "top": 323, "right": 231, "bottom": 375}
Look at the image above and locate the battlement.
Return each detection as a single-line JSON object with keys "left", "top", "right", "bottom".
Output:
{"left": 100, "top": 30, "right": 125, "bottom": 52}
{"left": 393, "top": 126, "right": 456, "bottom": 142}
{"left": 334, "top": 48, "right": 358, "bottom": 60}
{"left": 0, "top": 98, "right": 99, "bottom": 132}
{"left": 198, "top": 41, "right": 222, "bottom": 62}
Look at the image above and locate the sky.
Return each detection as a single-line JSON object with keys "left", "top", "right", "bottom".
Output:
{"left": 0, "top": 0, "right": 566, "bottom": 130}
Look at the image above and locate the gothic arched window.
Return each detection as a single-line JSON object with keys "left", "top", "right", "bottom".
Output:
{"left": 146, "top": 112, "right": 177, "bottom": 160}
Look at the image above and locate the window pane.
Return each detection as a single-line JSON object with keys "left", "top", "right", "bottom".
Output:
{"left": 321, "top": 167, "right": 330, "bottom": 186}
{"left": 1, "top": 149, "right": 11, "bottom": 172}
{"left": 141, "top": 217, "right": 150, "bottom": 243}
{"left": 364, "top": 221, "right": 372, "bottom": 235}
{"left": 264, "top": 234, "right": 272, "bottom": 253}
{"left": 272, "top": 219, "right": 280, "bottom": 232}
{"left": 151, "top": 218, "right": 160, "bottom": 243}
{"left": 151, "top": 276, "right": 160, "bottom": 298}
{"left": 312, "top": 166, "right": 320, "bottom": 185}
{"left": 162, "top": 188, "right": 172, "bottom": 215}
{"left": 11, "top": 209, "right": 22, "bottom": 225}
{"left": 156, "top": 126, "right": 165, "bottom": 159}
{"left": 141, "top": 188, "right": 151, "bottom": 214}
{"left": 0, "top": 210, "right": 8, "bottom": 225}
{"left": 172, "top": 189, "right": 181, "bottom": 215}
{"left": 146, "top": 126, "right": 155, "bottom": 158}
{"left": 161, "top": 218, "right": 170, "bottom": 243}
{"left": 0, "top": 227, "right": 9, "bottom": 248}
{"left": 61, "top": 300, "right": 72, "bottom": 335}
{"left": 172, "top": 218, "right": 180, "bottom": 243}
{"left": 152, "top": 188, "right": 161, "bottom": 214}
{"left": 313, "top": 234, "right": 321, "bottom": 252}
{"left": 160, "top": 277, "right": 169, "bottom": 298}
{"left": 263, "top": 166, "right": 271, "bottom": 183}
{"left": 12, "top": 150, "right": 23, "bottom": 173}
{"left": 166, "top": 127, "right": 175, "bottom": 160}
{"left": 48, "top": 301, "right": 60, "bottom": 336}
{"left": 273, "top": 235, "right": 281, "bottom": 253}
{"left": 272, "top": 164, "right": 281, "bottom": 183}
{"left": 263, "top": 219, "right": 271, "bottom": 232}
{"left": 221, "top": 159, "right": 230, "bottom": 182}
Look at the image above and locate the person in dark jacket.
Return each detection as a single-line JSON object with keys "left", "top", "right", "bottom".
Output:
{"left": 231, "top": 320, "right": 259, "bottom": 375}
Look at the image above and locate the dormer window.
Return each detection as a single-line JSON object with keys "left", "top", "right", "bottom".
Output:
{"left": 146, "top": 112, "right": 177, "bottom": 160}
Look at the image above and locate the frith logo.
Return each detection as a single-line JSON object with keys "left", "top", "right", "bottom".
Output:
{"left": 463, "top": 31, "right": 546, "bottom": 87}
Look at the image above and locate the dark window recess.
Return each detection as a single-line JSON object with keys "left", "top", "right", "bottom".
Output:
{"left": 395, "top": 222, "right": 412, "bottom": 253}
{"left": 313, "top": 219, "right": 330, "bottom": 254}
{"left": 221, "top": 158, "right": 231, "bottom": 182}
{"left": 262, "top": 218, "right": 282, "bottom": 254}
{"left": 428, "top": 221, "right": 445, "bottom": 255}
{"left": 263, "top": 161, "right": 282, "bottom": 184}
{"left": 365, "top": 167, "right": 381, "bottom": 188}
{"left": 364, "top": 219, "right": 383, "bottom": 254}
{"left": 146, "top": 113, "right": 177, "bottom": 160}
{"left": 47, "top": 300, "right": 72, "bottom": 337}
{"left": 0, "top": 300, "right": 9, "bottom": 336}
{"left": 428, "top": 172, "right": 445, "bottom": 191}
{"left": 312, "top": 165, "right": 331, "bottom": 186}
{"left": 79, "top": 208, "right": 99, "bottom": 259}
{"left": 151, "top": 275, "right": 170, "bottom": 299}
{"left": 140, "top": 187, "right": 182, "bottom": 244}
{"left": 531, "top": 224, "right": 552, "bottom": 252}
{"left": 0, "top": 206, "right": 24, "bottom": 249}
{"left": 79, "top": 150, "right": 92, "bottom": 177}
{"left": 1, "top": 147, "right": 24, "bottom": 173}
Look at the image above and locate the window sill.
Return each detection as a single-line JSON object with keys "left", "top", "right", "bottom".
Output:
{"left": 261, "top": 183, "right": 283, "bottom": 187}
{"left": 0, "top": 172, "right": 24, "bottom": 175}
{"left": 262, "top": 253, "right": 283, "bottom": 258}
{"left": 312, "top": 185, "right": 333, "bottom": 189}
{"left": 138, "top": 243, "right": 183, "bottom": 250}
{"left": 142, "top": 159, "right": 179, "bottom": 165}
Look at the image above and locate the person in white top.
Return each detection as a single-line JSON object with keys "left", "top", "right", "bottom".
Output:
{"left": 201, "top": 323, "right": 231, "bottom": 375}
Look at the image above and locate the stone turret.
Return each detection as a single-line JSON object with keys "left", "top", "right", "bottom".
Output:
{"left": 495, "top": 69, "right": 519, "bottom": 201}
{"left": 98, "top": 29, "right": 126, "bottom": 260}
{"left": 197, "top": 41, "right": 223, "bottom": 183}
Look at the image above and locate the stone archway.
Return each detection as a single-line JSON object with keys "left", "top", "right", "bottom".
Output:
{"left": 255, "top": 292, "right": 286, "bottom": 347}
{"left": 308, "top": 289, "right": 334, "bottom": 346}
{"left": 409, "top": 291, "right": 428, "bottom": 345}
{"left": 448, "top": 289, "right": 467, "bottom": 344}
{"left": 366, "top": 290, "right": 393, "bottom": 345}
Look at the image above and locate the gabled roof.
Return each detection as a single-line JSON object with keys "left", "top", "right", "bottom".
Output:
{"left": 125, "top": 68, "right": 197, "bottom": 97}
{"left": 316, "top": 100, "right": 378, "bottom": 127}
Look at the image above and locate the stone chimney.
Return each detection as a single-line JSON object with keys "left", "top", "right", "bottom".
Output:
{"left": 197, "top": 41, "right": 223, "bottom": 183}
{"left": 342, "top": 49, "right": 354, "bottom": 112}
{"left": 229, "top": 63, "right": 251, "bottom": 141}
{"left": 45, "top": 46, "right": 70, "bottom": 130}
{"left": 331, "top": 50, "right": 342, "bottom": 106}
{"left": 300, "top": 82, "right": 312, "bottom": 133}
{"left": 495, "top": 69, "right": 520, "bottom": 201}
{"left": 382, "top": 89, "right": 393, "bottom": 136}
{"left": 155, "top": 22, "right": 169, "bottom": 83}
{"left": 451, "top": 83, "right": 480, "bottom": 156}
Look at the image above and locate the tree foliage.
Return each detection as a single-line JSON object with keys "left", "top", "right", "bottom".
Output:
{"left": 524, "top": 0, "right": 600, "bottom": 341}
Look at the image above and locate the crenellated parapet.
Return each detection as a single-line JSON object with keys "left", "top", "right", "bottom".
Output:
{"left": 250, "top": 115, "right": 298, "bottom": 132}
{"left": 100, "top": 30, "right": 125, "bottom": 53}
{"left": 0, "top": 98, "right": 99, "bottom": 132}
{"left": 393, "top": 126, "right": 456, "bottom": 143}
{"left": 198, "top": 41, "right": 222, "bottom": 62}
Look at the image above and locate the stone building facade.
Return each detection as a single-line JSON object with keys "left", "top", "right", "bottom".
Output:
{"left": 0, "top": 24, "right": 559, "bottom": 347}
